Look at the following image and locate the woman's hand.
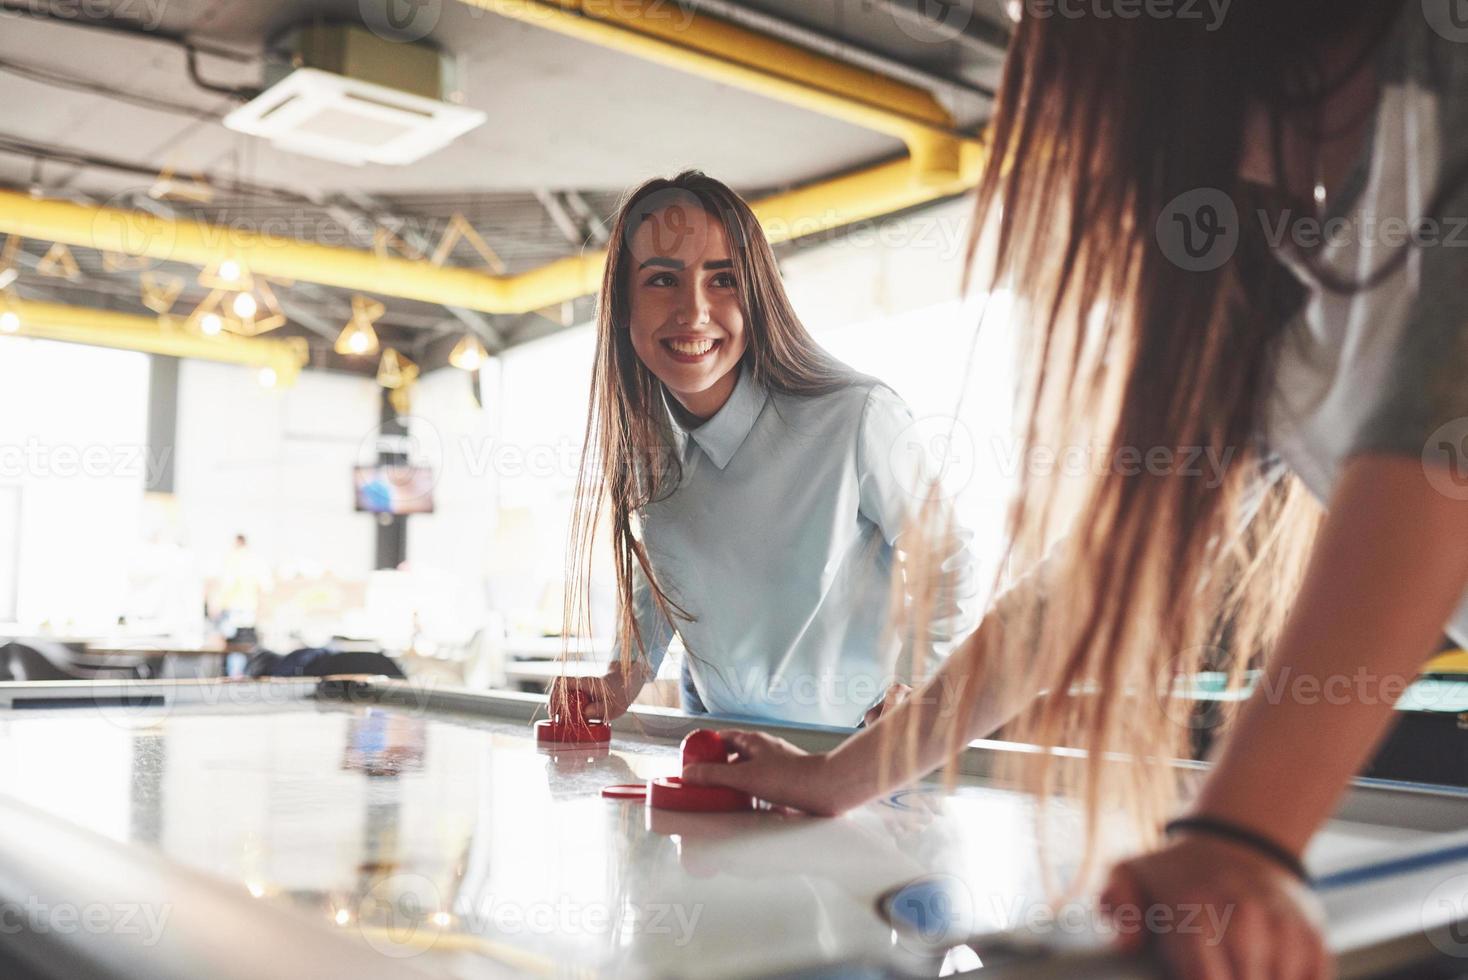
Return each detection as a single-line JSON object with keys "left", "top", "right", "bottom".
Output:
{"left": 1100, "top": 834, "right": 1328, "bottom": 980}
{"left": 681, "top": 730, "right": 853, "bottom": 817}
{"left": 546, "top": 663, "right": 641, "bottom": 723}
{"left": 863, "top": 682, "right": 912, "bottom": 726}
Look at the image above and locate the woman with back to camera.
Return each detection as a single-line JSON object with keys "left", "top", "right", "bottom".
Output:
{"left": 682, "top": 3, "right": 1468, "bottom": 977}
{"left": 550, "top": 171, "right": 978, "bottom": 729}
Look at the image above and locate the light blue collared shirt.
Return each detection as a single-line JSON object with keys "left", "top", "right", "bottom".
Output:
{"left": 623, "top": 367, "right": 977, "bottom": 727}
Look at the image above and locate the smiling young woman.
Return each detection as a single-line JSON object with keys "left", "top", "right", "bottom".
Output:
{"left": 551, "top": 171, "right": 978, "bottom": 729}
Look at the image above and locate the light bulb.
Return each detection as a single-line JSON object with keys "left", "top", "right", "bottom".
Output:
{"left": 348, "top": 329, "right": 369, "bottom": 354}
{"left": 200, "top": 313, "right": 223, "bottom": 335}
{"left": 0, "top": 310, "right": 19, "bottom": 333}
{"left": 258, "top": 367, "right": 277, "bottom": 387}
{"left": 219, "top": 260, "right": 241, "bottom": 282}
{"left": 232, "top": 292, "right": 258, "bottom": 317}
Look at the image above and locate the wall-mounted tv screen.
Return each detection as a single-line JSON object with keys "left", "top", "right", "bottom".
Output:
{"left": 353, "top": 464, "right": 435, "bottom": 515}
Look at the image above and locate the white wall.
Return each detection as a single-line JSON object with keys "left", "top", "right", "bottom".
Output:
{"left": 174, "top": 361, "right": 381, "bottom": 582}
{"left": 481, "top": 326, "right": 599, "bottom": 635}
{"left": 0, "top": 338, "right": 149, "bottom": 630}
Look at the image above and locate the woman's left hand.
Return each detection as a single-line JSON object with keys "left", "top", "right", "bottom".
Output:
{"left": 1099, "top": 834, "right": 1328, "bottom": 980}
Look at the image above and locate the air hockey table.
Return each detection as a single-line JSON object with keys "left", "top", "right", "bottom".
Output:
{"left": 1, "top": 676, "right": 1468, "bottom": 980}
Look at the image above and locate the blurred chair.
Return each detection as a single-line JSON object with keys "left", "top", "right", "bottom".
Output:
{"left": 245, "top": 647, "right": 405, "bottom": 680}
{"left": 0, "top": 639, "right": 147, "bottom": 681}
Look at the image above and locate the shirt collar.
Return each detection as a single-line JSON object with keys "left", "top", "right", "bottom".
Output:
{"left": 663, "top": 367, "right": 768, "bottom": 470}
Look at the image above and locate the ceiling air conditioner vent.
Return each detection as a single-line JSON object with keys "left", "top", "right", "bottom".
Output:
{"left": 223, "top": 24, "right": 485, "bottom": 166}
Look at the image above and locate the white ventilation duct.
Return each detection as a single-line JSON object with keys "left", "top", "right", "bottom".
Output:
{"left": 223, "top": 24, "right": 485, "bottom": 166}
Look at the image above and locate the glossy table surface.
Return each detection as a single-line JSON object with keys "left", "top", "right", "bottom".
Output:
{"left": 0, "top": 679, "right": 1467, "bottom": 979}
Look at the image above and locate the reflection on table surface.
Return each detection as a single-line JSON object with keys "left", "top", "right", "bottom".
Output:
{"left": 0, "top": 700, "right": 1054, "bottom": 977}
{"left": 0, "top": 694, "right": 1451, "bottom": 978}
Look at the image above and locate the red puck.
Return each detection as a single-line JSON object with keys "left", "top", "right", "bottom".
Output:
{"left": 647, "top": 776, "right": 754, "bottom": 813}
{"left": 535, "top": 718, "right": 612, "bottom": 745}
{"left": 680, "top": 729, "right": 727, "bottom": 767}
{"left": 600, "top": 782, "right": 649, "bottom": 801}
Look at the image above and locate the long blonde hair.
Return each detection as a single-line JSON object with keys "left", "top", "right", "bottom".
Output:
{"left": 903, "top": 1, "right": 1419, "bottom": 877}
{"left": 564, "top": 171, "right": 849, "bottom": 688}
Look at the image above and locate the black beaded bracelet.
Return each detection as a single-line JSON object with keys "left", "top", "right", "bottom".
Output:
{"left": 1164, "top": 816, "right": 1310, "bottom": 883}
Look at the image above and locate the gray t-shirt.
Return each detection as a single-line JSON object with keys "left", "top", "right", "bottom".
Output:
{"left": 1265, "top": 5, "right": 1468, "bottom": 645}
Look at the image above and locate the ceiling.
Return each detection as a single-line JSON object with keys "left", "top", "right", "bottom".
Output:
{"left": 0, "top": 0, "right": 1010, "bottom": 373}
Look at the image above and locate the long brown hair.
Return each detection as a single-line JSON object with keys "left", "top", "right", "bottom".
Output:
{"left": 917, "top": 0, "right": 1418, "bottom": 879}
{"left": 564, "top": 171, "right": 850, "bottom": 688}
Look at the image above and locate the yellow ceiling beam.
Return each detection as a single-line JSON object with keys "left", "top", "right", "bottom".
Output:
{"left": 0, "top": 191, "right": 518, "bottom": 313}
{"left": 0, "top": 1, "right": 989, "bottom": 332}
{"left": 2, "top": 299, "right": 303, "bottom": 386}
{"left": 465, "top": 0, "right": 971, "bottom": 185}
{"left": 0, "top": 143, "right": 984, "bottom": 319}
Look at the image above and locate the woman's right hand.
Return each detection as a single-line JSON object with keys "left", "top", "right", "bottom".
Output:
{"left": 546, "top": 664, "right": 638, "bottom": 722}
{"left": 682, "top": 730, "right": 856, "bottom": 817}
